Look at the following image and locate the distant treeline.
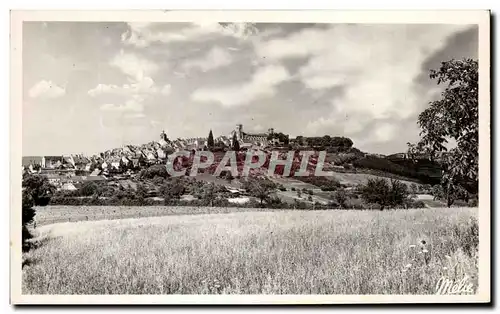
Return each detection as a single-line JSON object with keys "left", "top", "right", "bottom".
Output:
{"left": 353, "top": 155, "right": 441, "bottom": 185}
{"left": 293, "top": 136, "right": 354, "bottom": 149}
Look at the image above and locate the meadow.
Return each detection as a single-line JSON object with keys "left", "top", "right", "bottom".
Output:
{"left": 22, "top": 207, "right": 478, "bottom": 294}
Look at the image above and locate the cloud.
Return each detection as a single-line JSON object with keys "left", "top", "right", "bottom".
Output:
{"left": 160, "top": 84, "right": 171, "bottom": 95}
{"left": 259, "top": 24, "right": 471, "bottom": 135}
{"left": 191, "top": 64, "right": 290, "bottom": 107}
{"left": 110, "top": 49, "right": 159, "bottom": 81}
{"left": 181, "top": 47, "right": 233, "bottom": 72}
{"left": 28, "top": 80, "right": 65, "bottom": 99}
{"left": 121, "top": 22, "right": 260, "bottom": 47}
{"left": 100, "top": 97, "right": 144, "bottom": 113}
{"left": 88, "top": 77, "right": 162, "bottom": 97}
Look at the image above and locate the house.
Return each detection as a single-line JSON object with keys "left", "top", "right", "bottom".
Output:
{"left": 43, "top": 156, "right": 63, "bottom": 168}
{"left": 90, "top": 168, "right": 102, "bottom": 176}
{"left": 108, "top": 156, "right": 122, "bottom": 170}
{"left": 145, "top": 150, "right": 157, "bottom": 162}
{"left": 121, "top": 156, "right": 130, "bottom": 167}
{"left": 45, "top": 173, "right": 63, "bottom": 185}
{"left": 156, "top": 148, "right": 167, "bottom": 160}
{"left": 130, "top": 158, "right": 142, "bottom": 169}
{"left": 61, "top": 182, "right": 78, "bottom": 191}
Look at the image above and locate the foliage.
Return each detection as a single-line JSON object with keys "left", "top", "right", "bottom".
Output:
{"left": 408, "top": 59, "right": 478, "bottom": 207}
{"left": 22, "top": 190, "right": 36, "bottom": 251}
{"left": 136, "top": 184, "right": 148, "bottom": 201}
{"left": 207, "top": 129, "right": 215, "bottom": 149}
{"left": 242, "top": 178, "right": 277, "bottom": 206}
{"left": 267, "top": 132, "right": 290, "bottom": 145}
{"left": 334, "top": 188, "right": 348, "bottom": 208}
{"left": 231, "top": 133, "right": 240, "bottom": 151}
{"left": 353, "top": 155, "right": 418, "bottom": 179}
{"left": 139, "top": 165, "right": 168, "bottom": 180}
{"left": 160, "top": 178, "right": 186, "bottom": 203}
{"left": 22, "top": 174, "right": 55, "bottom": 206}
{"left": 360, "top": 178, "right": 409, "bottom": 210}
{"left": 294, "top": 135, "right": 353, "bottom": 149}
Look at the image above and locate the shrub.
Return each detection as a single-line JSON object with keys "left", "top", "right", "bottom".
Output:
{"left": 334, "top": 188, "right": 348, "bottom": 208}
{"left": 345, "top": 198, "right": 366, "bottom": 210}
{"left": 360, "top": 178, "right": 409, "bottom": 210}
{"left": 22, "top": 174, "right": 55, "bottom": 206}
{"left": 140, "top": 165, "right": 168, "bottom": 180}
{"left": 22, "top": 191, "right": 35, "bottom": 251}
{"left": 404, "top": 199, "right": 426, "bottom": 209}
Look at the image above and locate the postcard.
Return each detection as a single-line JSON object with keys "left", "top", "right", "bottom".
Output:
{"left": 10, "top": 10, "right": 491, "bottom": 304}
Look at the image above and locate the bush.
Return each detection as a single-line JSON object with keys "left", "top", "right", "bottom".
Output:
{"left": 345, "top": 198, "right": 366, "bottom": 210}
{"left": 22, "top": 174, "right": 55, "bottom": 206}
{"left": 140, "top": 165, "right": 168, "bottom": 180}
{"left": 334, "top": 188, "right": 348, "bottom": 208}
{"left": 360, "top": 178, "right": 409, "bottom": 210}
{"left": 469, "top": 197, "right": 478, "bottom": 207}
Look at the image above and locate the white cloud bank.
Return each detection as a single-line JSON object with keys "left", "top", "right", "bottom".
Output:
{"left": 28, "top": 80, "right": 65, "bottom": 99}
{"left": 191, "top": 64, "right": 290, "bottom": 107}
{"left": 254, "top": 24, "right": 470, "bottom": 142}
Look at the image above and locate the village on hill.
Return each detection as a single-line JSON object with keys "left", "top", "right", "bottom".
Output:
{"left": 22, "top": 123, "right": 447, "bottom": 211}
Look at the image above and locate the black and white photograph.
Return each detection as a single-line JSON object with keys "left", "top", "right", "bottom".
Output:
{"left": 10, "top": 10, "right": 490, "bottom": 304}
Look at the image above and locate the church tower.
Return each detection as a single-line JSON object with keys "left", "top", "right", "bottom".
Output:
{"left": 160, "top": 130, "right": 167, "bottom": 141}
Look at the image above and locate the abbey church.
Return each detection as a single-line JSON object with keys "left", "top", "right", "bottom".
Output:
{"left": 228, "top": 124, "right": 274, "bottom": 147}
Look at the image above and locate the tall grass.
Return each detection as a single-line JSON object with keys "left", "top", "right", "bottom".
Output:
{"left": 22, "top": 207, "right": 478, "bottom": 294}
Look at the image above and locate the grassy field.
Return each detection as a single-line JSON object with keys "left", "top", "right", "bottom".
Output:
{"left": 33, "top": 205, "right": 286, "bottom": 226}
{"left": 22, "top": 207, "right": 478, "bottom": 295}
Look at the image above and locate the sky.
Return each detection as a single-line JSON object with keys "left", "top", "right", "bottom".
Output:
{"left": 22, "top": 22, "right": 478, "bottom": 156}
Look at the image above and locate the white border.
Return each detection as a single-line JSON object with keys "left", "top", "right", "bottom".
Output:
{"left": 9, "top": 10, "right": 491, "bottom": 305}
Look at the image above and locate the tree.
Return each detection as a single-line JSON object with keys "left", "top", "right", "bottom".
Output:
{"left": 408, "top": 59, "right": 478, "bottom": 207}
{"left": 22, "top": 174, "right": 55, "bottom": 206}
{"left": 140, "top": 164, "right": 168, "bottom": 180}
{"left": 22, "top": 190, "right": 35, "bottom": 251}
{"left": 389, "top": 179, "right": 410, "bottom": 208}
{"left": 410, "top": 183, "right": 419, "bottom": 196}
{"left": 79, "top": 181, "right": 99, "bottom": 197}
{"left": 232, "top": 133, "right": 240, "bottom": 151}
{"left": 243, "top": 178, "right": 276, "bottom": 206}
{"left": 334, "top": 188, "right": 348, "bottom": 208}
{"left": 136, "top": 183, "right": 148, "bottom": 201}
{"left": 361, "top": 178, "right": 409, "bottom": 210}
{"left": 202, "top": 183, "right": 216, "bottom": 207}
{"left": 160, "top": 178, "right": 185, "bottom": 203}
{"left": 207, "top": 129, "right": 215, "bottom": 149}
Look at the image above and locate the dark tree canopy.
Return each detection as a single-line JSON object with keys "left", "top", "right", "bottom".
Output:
{"left": 207, "top": 129, "right": 215, "bottom": 148}
{"left": 242, "top": 178, "right": 277, "bottom": 205}
{"left": 360, "top": 178, "right": 409, "bottom": 210}
{"left": 232, "top": 133, "right": 240, "bottom": 151}
{"left": 408, "top": 59, "right": 478, "bottom": 206}
{"left": 22, "top": 174, "right": 55, "bottom": 206}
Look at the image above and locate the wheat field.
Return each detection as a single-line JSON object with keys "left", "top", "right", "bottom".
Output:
{"left": 22, "top": 207, "right": 478, "bottom": 294}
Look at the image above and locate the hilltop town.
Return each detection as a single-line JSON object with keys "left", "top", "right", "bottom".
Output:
{"left": 22, "top": 124, "right": 289, "bottom": 188}
{"left": 22, "top": 123, "right": 445, "bottom": 211}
